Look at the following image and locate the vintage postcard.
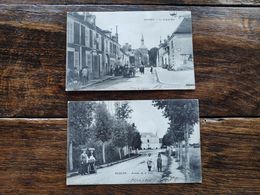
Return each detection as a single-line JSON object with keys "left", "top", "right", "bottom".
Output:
{"left": 66, "top": 11, "right": 195, "bottom": 91}
{"left": 67, "top": 100, "right": 201, "bottom": 185}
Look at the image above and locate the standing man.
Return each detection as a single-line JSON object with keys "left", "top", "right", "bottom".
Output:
{"left": 82, "top": 66, "right": 89, "bottom": 85}
{"left": 147, "top": 153, "right": 153, "bottom": 171}
{"left": 157, "top": 153, "right": 162, "bottom": 172}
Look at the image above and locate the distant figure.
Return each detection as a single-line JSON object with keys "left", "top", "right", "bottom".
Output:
{"left": 150, "top": 66, "right": 153, "bottom": 73}
{"left": 157, "top": 153, "right": 162, "bottom": 172}
{"left": 147, "top": 153, "right": 153, "bottom": 171}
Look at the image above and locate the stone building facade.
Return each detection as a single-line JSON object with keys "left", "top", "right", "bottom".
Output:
{"left": 157, "top": 17, "right": 193, "bottom": 70}
{"left": 66, "top": 12, "right": 120, "bottom": 84}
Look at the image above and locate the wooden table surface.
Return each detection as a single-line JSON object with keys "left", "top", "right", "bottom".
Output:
{"left": 0, "top": 1, "right": 259, "bottom": 194}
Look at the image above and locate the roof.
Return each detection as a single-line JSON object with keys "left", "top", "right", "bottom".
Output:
{"left": 141, "top": 132, "right": 157, "bottom": 137}
{"left": 68, "top": 12, "right": 119, "bottom": 44}
{"left": 174, "top": 17, "right": 192, "bottom": 34}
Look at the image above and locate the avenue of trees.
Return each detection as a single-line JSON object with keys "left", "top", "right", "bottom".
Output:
{"left": 68, "top": 101, "right": 142, "bottom": 171}
{"left": 153, "top": 99, "right": 199, "bottom": 182}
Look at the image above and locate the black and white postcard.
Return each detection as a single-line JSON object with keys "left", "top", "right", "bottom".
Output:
{"left": 66, "top": 11, "right": 195, "bottom": 91}
{"left": 67, "top": 100, "right": 201, "bottom": 185}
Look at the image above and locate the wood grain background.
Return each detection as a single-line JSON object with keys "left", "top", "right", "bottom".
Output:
{"left": 0, "top": 1, "right": 259, "bottom": 194}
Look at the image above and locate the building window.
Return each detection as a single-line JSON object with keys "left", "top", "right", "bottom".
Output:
{"left": 106, "top": 40, "right": 109, "bottom": 53}
{"left": 90, "top": 30, "right": 93, "bottom": 48}
{"left": 100, "top": 54, "right": 102, "bottom": 72}
{"left": 110, "top": 42, "right": 112, "bottom": 54}
{"left": 86, "top": 52, "right": 92, "bottom": 73}
{"left": 101, "top": 37, "right": 104, "bottom": 52}
{"left": 171, "top": 40, "right": 174, "bottom": 49}
{"left": 81, "top": 25, "right": 85, "bottom": 46}
{"left": 74, "top": 22, "right": 80, "bottom": 44}
{"left": 67, "top": 51, "right": 74, "bottom": 70}
{"left": 113, "top": 44, "right": 116, "bottom": 55}
{"left": 87, "top": 53, "right": 92, "bottom": 72}
{"left": 96, "top": 33, "right": 99, "bottom": 50}
{"left": 74, "top": 51, "right": 80, "bottom": 70}
{"left": 85, "top": 27, "right": 89, "bottom": 47}
{"left": 67, "top": 20, "right": 74, "bottom": 43}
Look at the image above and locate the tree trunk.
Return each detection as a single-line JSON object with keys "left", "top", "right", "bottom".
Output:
{"left": 102, "top": 142, "right": 106, "bottom": 164}
{"left": 176, "top": 141, "right": 180, "bottom": 162}
{"left": 184, "top": 123, "right": 190, "bottom": 182}
{"left": 118, "top": 147, "right": 122, "bottom": 160}
{"left": 180, "top": 141, "right": 183, "bottom": 167}
{"left": 69, "top": 141, "right": 73, "bottom": 171}
{"left": 128, "top": 146, "right": 131, "bottom": 158}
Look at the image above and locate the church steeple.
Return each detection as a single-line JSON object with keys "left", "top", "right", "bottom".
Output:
{"left": 141, "top": 34, "right": 144, "bottom": 46}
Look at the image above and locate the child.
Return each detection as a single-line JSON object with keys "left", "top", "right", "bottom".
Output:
{"left": 157, "top": 153, "right": 162, "bottom": 172}
{"left": 147, "top": 153, "right": 153, "bottom": 171}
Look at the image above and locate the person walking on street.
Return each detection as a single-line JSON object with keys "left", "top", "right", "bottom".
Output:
{"left": 147, "top": 153, "right": 153, "bottom": 171}
{"left": 157, "top": 153, "right": 162, "bottom": 172}
{"left": 150, "top": 66, "right": 153, "bottom": 74}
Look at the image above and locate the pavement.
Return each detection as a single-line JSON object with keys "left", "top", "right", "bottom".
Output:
{"left": 155, "top": 67, "right": 195, "bottom": 89}
{"left": 79, "top": 75, "right": 118, "bottom": 89}
{"left": 83, "top": 68, "right": 161, "bottom": 90}
{"left": 72, "top": 67, "right": 195, "bottom": 90}
{"left": 161, "top": 156, "right": 185, "bottom": 183}
{"left": 67, "top": 149, "right": 168, "bottom": 185}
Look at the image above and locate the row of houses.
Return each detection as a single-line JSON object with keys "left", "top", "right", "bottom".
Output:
{"left": 67, "top": 12, "right": 132, "bottom": 83}
{"left": 67, "top": 12, "right": 150, "bottom": 86}
{"left": 157, "top": 17, "right": 194, "bottom": 71}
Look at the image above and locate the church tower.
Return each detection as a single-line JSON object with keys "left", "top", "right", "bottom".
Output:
{"left": 141, "top": 34, "right": 144, "bottom": 47}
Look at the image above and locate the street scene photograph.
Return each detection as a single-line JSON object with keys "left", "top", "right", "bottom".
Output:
{"left": 67, "top": 100, "right": 201, "bottom": 185}
{"left": 66, "top": 11, "right": 195, "bottom": 91}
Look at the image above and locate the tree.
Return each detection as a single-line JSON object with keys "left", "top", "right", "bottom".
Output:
{"left": 68, "top": 101, "right": 96, "bottom": 171}
{"left": 149, "top": 47, "right": 158, "bottom": 66}
{"left": 112, "top": 119, "right": 128, "bottom": 159}
{"left": 153, "top": 100, "right": 199, "bottom": 181}
{"left": 68, "top": 101, "right": 95, "bottom": 146}
{"left": 162, "top": 129, "right": 174, "bottom": 147}
{"left": 95, "top": 102, "right": 113, "bottom": 164}
{"left": 115, "top": 102, "right": 133, "bottom": 120}
{"left": 132, "top": 131, "right": 142, "bottom": 153}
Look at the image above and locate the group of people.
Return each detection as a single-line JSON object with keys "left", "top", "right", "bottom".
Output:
{"left": 139, "top": 65, "right": 154, "bottom": 74}
{"left": 79, "top": 150, "right": 96, "bottom": 175}
{"left": 147, "top": 153, "right": 163, "bottom": 172}
{"left": 68, "top": 67, "right": 89, "bottom": 85}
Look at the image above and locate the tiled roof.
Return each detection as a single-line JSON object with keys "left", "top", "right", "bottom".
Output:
{"left": 141, "top": 132, "right": 157, "bottom": 137}
{"left": 174, "top": 17, "right": 192, "bottom": 34}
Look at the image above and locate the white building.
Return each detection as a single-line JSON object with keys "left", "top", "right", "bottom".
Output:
{"left": 168, "top": 17, "right": 193, "bottom": 70}
{"left": 156, "top": 17, "right": 193, "bottom": 71}
{"left": 141, "top": 133, "right": 161, "bottom": 150}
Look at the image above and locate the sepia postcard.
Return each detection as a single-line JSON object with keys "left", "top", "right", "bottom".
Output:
{"left": 66, "top": 11, "right": 195, "bottom": 91}
{"left": 67, "top": 100, "right": 202, "bottom": 185}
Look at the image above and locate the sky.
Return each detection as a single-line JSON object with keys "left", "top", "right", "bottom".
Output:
{"left": 87, "top": 11, "right": 191, "bottom": 50}
{"left": 105, "top": 100, "right": 200, "bottom": 144}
